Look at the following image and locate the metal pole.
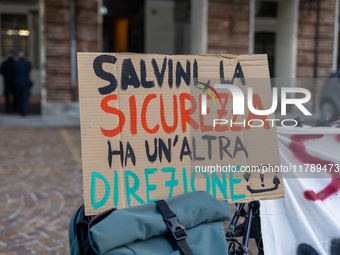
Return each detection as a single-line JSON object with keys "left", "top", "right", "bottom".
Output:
{"left": 70, "top": 0, "right": 77, "bottom": 101}
{"left": 226, "top": 203, "right": 245, "bottom": 238}
{"left": 242, "top": 203, "right": 253, "bottom": 255}
{"left": 313, "top": 0, "right": 321, "bottom": 112}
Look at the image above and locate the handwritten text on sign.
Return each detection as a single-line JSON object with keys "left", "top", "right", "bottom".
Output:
{"left": 77, "top": 53, "right": 284, "bottom": 215}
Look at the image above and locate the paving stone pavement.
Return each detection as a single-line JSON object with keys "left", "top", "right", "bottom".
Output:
{"left": 0, "top": 127, "right": 83, "bottom": 255}
{"left": 0, "top": 126, "right": 261, "bottom": 255}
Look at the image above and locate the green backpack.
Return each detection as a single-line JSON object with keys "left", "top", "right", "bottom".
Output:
{"left": 69, "top": 191, "right": 231, "bottom": 255}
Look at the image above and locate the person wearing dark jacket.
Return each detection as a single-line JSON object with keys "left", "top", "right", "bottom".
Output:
{"left": 15, "top": 50, "right": 32, "bottom": 116}
{"left": 0, "top": 51, "right": 17, "bottom": 113}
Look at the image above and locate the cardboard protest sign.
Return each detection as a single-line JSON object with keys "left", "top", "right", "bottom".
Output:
{"left": 77, "top": 53, "right": 284, "bottom": 215}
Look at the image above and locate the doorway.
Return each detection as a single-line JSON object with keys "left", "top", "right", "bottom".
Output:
{"left": 0, "top": 2, "right": 41, "bottom": 114}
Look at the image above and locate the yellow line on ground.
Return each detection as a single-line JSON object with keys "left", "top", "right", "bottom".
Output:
{"left": 59, "top": 127, "right": 82, "bottom": 169}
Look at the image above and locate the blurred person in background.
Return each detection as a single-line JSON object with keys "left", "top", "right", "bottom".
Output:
{"left": 0, "top": 50, "right": 17, "bottom": 114}
{"left": 15, "top": 50, "right": 32, "bottom": 116}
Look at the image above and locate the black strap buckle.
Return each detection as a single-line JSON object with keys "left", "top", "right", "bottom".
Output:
{"left": 156, "top": 200, "right": 193, "bottom": 255}
{"left": 164, "top": 215, "right": 187, "bottom": 241}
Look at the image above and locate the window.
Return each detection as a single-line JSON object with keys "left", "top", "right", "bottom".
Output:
{"left": 174, "top": 0, "right": 190, "bottom": 54}
{"left": 254, "top": 32, "right": 276, "bottom": 77}
{"left": 256, "top": 1, "right": 277, "bottom": 18}
{"left": 1, "top": 14, "right": 29, "bottom": 57}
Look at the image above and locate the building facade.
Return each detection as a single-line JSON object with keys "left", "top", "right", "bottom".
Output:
{"left": 0, "top": 0, "right": 338, "bottom": 116}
